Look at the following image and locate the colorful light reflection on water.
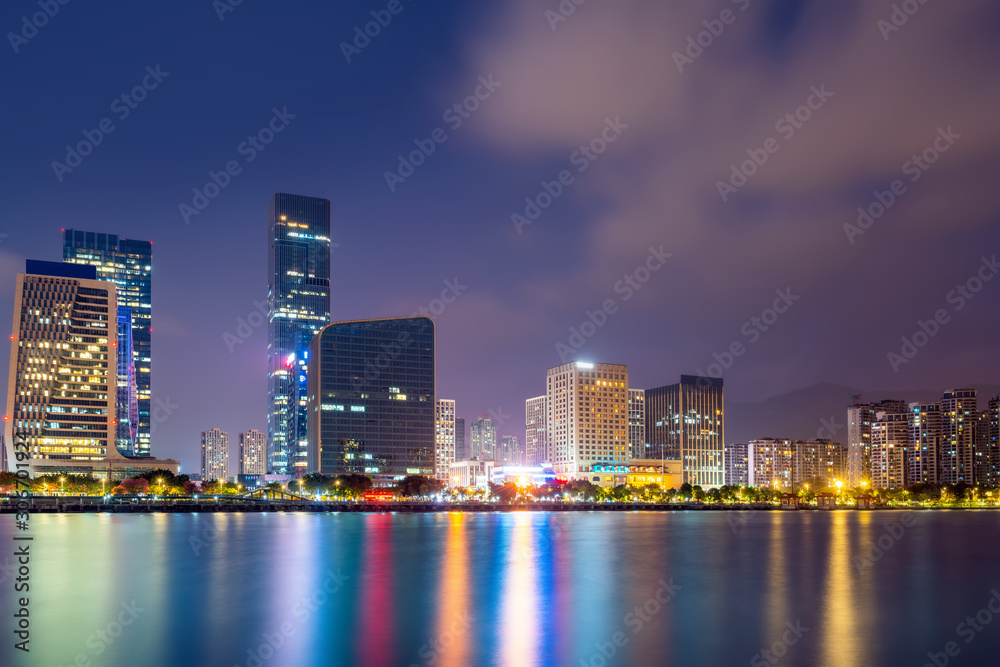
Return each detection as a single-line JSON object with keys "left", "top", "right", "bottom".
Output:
{"left": 4, "top": 511, "right": 1000, "bottom": 666}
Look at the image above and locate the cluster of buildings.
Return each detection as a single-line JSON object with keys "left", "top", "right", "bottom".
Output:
{"left": 846, "top": 391, "right": 999, "bottom": 489}
{"left": 3, "top": 195, "right": 995, "bottom": 496}
{"left": 719, "top": 390, "right": 1000, "bottom": 491}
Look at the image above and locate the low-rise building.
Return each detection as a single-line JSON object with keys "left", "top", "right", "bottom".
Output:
{"left": 586, "top": 459, "right": 682, "bottom": 489}
{"left": 449, "top": 458, "right": 496, "bottom": 489}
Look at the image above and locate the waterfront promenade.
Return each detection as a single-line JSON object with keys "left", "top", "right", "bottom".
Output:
{"left": 0, "top": 496, "right": 964, "bottom": 514}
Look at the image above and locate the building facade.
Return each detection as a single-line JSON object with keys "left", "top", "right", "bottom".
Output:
{"left": 6, "top": 261, "right": 117, "bottom": 473}
{"left": 987, "top": 396, "right": 1000, "bottom": 487}
{"left": 546, "top": 361, "right": 629, "bottom": 478}
{"left": 724, "top": 442, "right": 749, "bottom": 486}
{"left": 628, "top": 388, "right": 646, "bottom": 459}
{"left": 307, "top": 317, "right": 435, "bottom": 484}
{"left": 470, "top": 416, "right": 497, "bottom": 460}
{"left": 499, "top": 435, "right": 521, "bottom": 464}
{"left": 448, "top": 458, "right": 495, "bottom": 489}
{"left": 589, "top": 459, "right": 682, "bottom": 489}
{"left": 64, "top": 230, "right": 153, "bottom": 457}
{"left": 239, "top": 429, "right": 267, "bottom": 476}
{"left": 525, "top": 395, "right": 547, "bottom": 465}
{"left": 201, "top": 428, "right": 230, "bottom": 481}
{"left": 454, "top": 417, "right": 466, "bottom": 462}
{"left": 909, "top": 402, "right": 942, "bottom": 485}
{"left": 940, "top": 389, "right": 977, "bottom": 485}
{"left": 747, "top": 438, "right": 846, "bottom": 488}
{"left": 115, "top": 306, "right": 139, "bottom": 457}
{"left": 434, "top": 399, "right": 456, "bottom": 482}
{"left": 645, "top": 375, "right": 724, "bottom": 487}
{"left": 847, "top": 399, "right": 906, "bottom": 487}
{"left": 267, "top": 193, "right": 332, "bottom": 475}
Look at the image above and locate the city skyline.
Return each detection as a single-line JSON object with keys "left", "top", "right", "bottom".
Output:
{"left": 2, "top": 2, "right": 997, "bottom": 477}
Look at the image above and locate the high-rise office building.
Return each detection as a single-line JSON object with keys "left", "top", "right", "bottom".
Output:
{"left": 268, "top": 193, "right": 332, "bottom": 475}
{"left": 115, "top": 306, "right": 139, "bottom": 457}
{"left": 63, "top": 230, "right": 153, "bottom": 457}
{"left": 240, "top": 430, "right": 267, "bottom": 476}
{"left": 435, "top": 399, "right": 456, "bottom": 481}
{"left": 908, "top": 402, "right": 942, "bottom": 485}
{"left": 288, "top": 330, "right": 312, "bottom": 475}
{"left": 546, "top": 361, "right": 629, "bottom": 478}
{"left": 628, "top": 388, "right": 646, "bottom": 459}
{"left": 499, "top": 435, "right": 521, "bottom": 464}
{"left": 5, "top": 261, "right": 178, "bottom": 479}
{"left": 470, "top": 416, "right": 498, "bottom": 460}
{"left": 871, "top": 412, "right": 910, "bottom": 489}
{"left": 525, "top": 396, "right": 547, "bottom": 465}
{"left": 455, "top": 417, "right": 466, "bottom": 462}
{"left": 724, "top": 442, "right": 748, "bottom": 486}
{"left": 646, "top": 375, "right": 724, "bottom": 487}
{"left": 201, "top": 428, "right": 230, "bottom": 481}
{"left": 847, "top": 399, "right": 906, "bottom": 487}
{"left": 307, "top": 317, "right": 435, "bottom": 483}
{"left": 940, "top": 389, "right": 977, "bottom": 485}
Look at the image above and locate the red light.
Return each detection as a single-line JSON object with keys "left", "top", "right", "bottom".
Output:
{"left": 3, "top": 416, "right": 8, "bottom": 421}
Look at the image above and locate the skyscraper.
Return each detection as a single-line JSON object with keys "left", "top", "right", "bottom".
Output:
{"left": 4, "top": 261, "right": 178, "bottom": 479}
{"left": 499, "top": 435, "right": 521, "bottom": 464}
{"left": 987, "top": 396, "right": 1000, "bottom": 487}
{"left": 63, "top": 229, "right": 153, "bottom": 456}
{"left": 268, "top": 193, "right": 332, "bottom": 475}
{"left": 525, "top": 396, "right": 547, "bottom": 465}
{"left": 470, "top": 416, "right": 497, "bottom": 460}
{"left": 455, "top": 417, "right": 466, "bottom": 462}
{"left": 307, "top": 317, "right": 435, "bottom": 483}
{"left": 628, "top": 388, "right": 646, "bottom": 459}
{"left": 645, "top": 375, "right": 724, "bottom": 487}
{"left": 909, "top": 402, "right": 942, "bottom": 485}
{"left": 724, "top": 442, "right": 748, "bottom": 486}
{"left": 872, "top": 412, "right": 910, "bottom": 489}
{"left": 435, "top": 399, "right": 456, "bottom": 481}
{"left": 546, "top": 361, "right": 629, "bottom": 478}
{"left": 240, "top": 430, "right": 267, "bottom": 476}
{"left": 115, "top": 306, "right": 139, "bottom": 457}
{"left": 201, "top": 428, "right": 230, "bottom": 482}
{"left": 847, "top": 399, "right": 906, "bottom": 487}
{"left": 940, "top": 389, "right": 977, "bottom": 484}
{"left": 7, "top": 260, "right": 113, "bottom": 472}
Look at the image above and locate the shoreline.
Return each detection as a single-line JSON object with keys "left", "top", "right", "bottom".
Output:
{"left": 3, "top": 499, "right": 995, "bottom": 514}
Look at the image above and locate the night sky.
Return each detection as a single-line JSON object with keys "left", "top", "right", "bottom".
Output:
{"left": 2, "top": 0, "right": 998, "bottom": 471}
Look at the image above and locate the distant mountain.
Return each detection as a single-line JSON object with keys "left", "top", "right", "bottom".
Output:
{"left": 726, "top": 382, "right": 1000, "bottom": 444}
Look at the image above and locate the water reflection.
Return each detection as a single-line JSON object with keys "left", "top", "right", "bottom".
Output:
{"left": 501, "top": 513, "right": 539, "bottom": 666}
{"left": 357, "top": 513, "right": 395, "bottom": 666}
{"left": 5, "top": 511, "right": 1000, "bottom": 667}
{"left": 819, "top": 511, "right": 871, "bottom": 667}
{"left": 435, "top": 513, "right": 470, "bottom": 667}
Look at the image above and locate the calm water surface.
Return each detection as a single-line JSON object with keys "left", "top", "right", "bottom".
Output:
{"left": 3, "top": 511, "right": 1000, "bottom": 666}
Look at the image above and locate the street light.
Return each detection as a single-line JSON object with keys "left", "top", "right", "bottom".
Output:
{"left": 835, "top": 479, "right": 844, "bottom": 493}
{"left": 60, "top": 476, "right": 65, "bottom": 495}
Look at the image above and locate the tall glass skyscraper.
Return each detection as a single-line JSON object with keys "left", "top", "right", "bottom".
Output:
{"left": 64, "top": 230, "right": 153, "bottom": 457}
{"left": 645, "top": 375, "right": 724, "bottom": 487}
{"left": 268, "top": 193, "right": 331, "bottom": 475}
{"left": 116, "top": 306, "right": 139, "bottom": 457}
{"left": 306, "top": 317, "right": 435, "bottom": 484}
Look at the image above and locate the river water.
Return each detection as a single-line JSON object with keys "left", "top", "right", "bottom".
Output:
{"left": 3, "top": 510, "right": 1000, "bottom": 666}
